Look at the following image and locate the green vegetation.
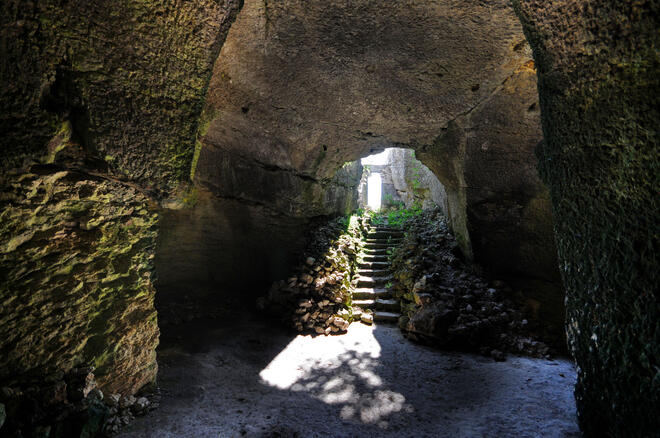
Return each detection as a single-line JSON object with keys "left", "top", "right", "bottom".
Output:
{"left": 383, "top": 193, "right": 395, "bottom": 205}
{"left": 369, "top": 202, "right": 423, "bottom": 227}
{"left": 410, "top": 165, "right": 422, "bottom": 190}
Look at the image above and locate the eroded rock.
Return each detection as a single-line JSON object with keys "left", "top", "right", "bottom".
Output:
{"left": 258, "top": 215, "right": 365, "bottom": 335}
{"left": 391, "top": 209, "right": 554, "bottom": 358}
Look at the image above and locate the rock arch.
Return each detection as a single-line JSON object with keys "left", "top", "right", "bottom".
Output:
{"left": 0, "top": 0, "right": 656, "bottom": 435}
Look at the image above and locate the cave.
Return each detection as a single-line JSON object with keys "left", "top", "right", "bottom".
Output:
{"left": 0, "top": 1, "right": 657, "bottom": 437}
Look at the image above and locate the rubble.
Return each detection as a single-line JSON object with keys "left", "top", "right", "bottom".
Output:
{"left": 258, "top": 214, "right": 368, "bottom": 335}
{"left": 390, "top": 208, "right": 556, "bottom": 359}
{"left": 0, "top": 367, "right": 159, "bottom": 437}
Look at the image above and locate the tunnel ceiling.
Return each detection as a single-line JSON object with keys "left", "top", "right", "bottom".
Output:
{"left": 199, "top": 0, "right": 534, "bottom": 181}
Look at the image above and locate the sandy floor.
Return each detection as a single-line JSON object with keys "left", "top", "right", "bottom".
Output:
{"left": 118, "top": 315, "right": 580, "bottom": 438}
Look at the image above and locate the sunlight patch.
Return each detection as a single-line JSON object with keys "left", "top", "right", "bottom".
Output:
{"left": 258, "top": 324, "right": 410, "bottom": 425}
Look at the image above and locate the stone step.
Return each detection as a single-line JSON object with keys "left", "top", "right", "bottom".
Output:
{"left": 374, "top": 298, "right": 400, "bottom": 311}
{"left": 352, "top": 299, "right": 376, "bottom": 308}
{"left": 364, "top": 229, "right": 404, "bottom": 239}
{"left": 353, "top": 288, "right": 392, "bottom": 299}
{"left": 357, "top": 275, "right": 393, "bottom": 288}
{"left": 362, "top": 247, "right": 388, "bottom": 255}
{"left": 362, "top": 255, "right": 388, "bottom": 263}
{"left": 358, "top": 261, "right": 390, "bottom": 269}
{"left": 365, "top": 235, "right": 402, "bottom": 241}
{"left": 362, "top": 245, "right": 390, "bottom": 252}
{"left": 357, "top": 268, "right": 390, "bottom": 277}
{"left": 351, "top": 298, "right": 399, "bottom": 312}
{"left": 367, "top": 231, "right": 404, "bottom": 239}
{"left": 365, "top": 239, "right": 401, "bottom": 245}
{"left": 363, "top": 242, "right": 392, "bottom": 250}
{"left": 365, "top": 235, "right": 402, "bottom": 240}
{"left": 369, "top": 226, "right": 399, "bottom": 231}
{"left": 373, "top": 311, "right": 401, "bottom": 323}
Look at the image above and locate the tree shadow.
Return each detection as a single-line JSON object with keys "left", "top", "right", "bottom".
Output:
{"left": 120, "top": 313, "right": 580, "bottom": 438}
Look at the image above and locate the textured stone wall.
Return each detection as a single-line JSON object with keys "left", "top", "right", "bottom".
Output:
{"left": 356, "top": 163, "right": 405, "bottom": 209}
{"left": 0, "top": 0, "right": 242, "bottom": 398}
{"left": 3, "top": 1, "right": 655, "bottom": 435}
{"left": 419, "top": 61, "right": 562, "bottom": 331}
{"left": 0, "top": 170, "right": 159, "bottom": 395}
{"left": 1, "top": 0, "right": 241, "bottom": 190}
{"left": 513, "top": 0, "right": 659, "bottom": 435}
{"left": 388, "top": 148, "right": 448, "bottom": 211}
{"left": 156, "top": 162, "right": 362, "bottom": 307}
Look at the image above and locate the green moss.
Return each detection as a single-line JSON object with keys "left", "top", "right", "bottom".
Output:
{"left": 182, "top": 186, "right": 199, "bottom": 207}
{"left": 2, "top": 0, "right": 243, "bottom": 193}
{"left": 311, "top": 147, "right": 327, "bottom": 173}
{"left": 159, "top": 142, "right": 194, "bottom": 185}
{"left": 0, "top": 172, "right": 160, "bottom": 394}
{"left": 190, "top": 140, "right": 203, "bottom": 181}
{"left": 513, "top": 1, "right": 659, "bottom": 435}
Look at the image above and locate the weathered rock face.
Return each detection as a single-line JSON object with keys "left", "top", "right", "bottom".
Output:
{"left": 513, "top": 1, "right": 659, "bottom": 435}
{"left": 257, "top": 215, "right": 364, "bottom": 335}
{"left": 0, "top": 0, "right": 242, "bottom": 404}
{"left": 356, "top": 163, "right": 404, "bottom": 209}
{"left": 1, "top": 0, "right": 655, "bottom": 436}
{"left": 391, "top": 209, "right": 559, "bottom": 355}
{"left": 155, "top": 161, "right": 362, "bottom": 308}
{"left": 419, "top": 61, "right": 562, "bottom": 328}
{"left": 203, "top": 0, "right": 535, "bottom": 177}
{"left": 357, "top": 149, "right": 447, "bottom": 210}
{"left": 0, "top": 170, "right": 159, "bottom": 395}
{"left": 197, "top": 0, "right": 561, "bottom": 327}
{"left": 1, "top": 0, "right": 241, "bottom": 191}
{"left": 388, "top": 148, "right": 448, "bottom": 211}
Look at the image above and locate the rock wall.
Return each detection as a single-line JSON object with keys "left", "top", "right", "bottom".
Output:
{"left": 155, "top": 162, "right": 362, "bottom": 308}
{"left": 357, "top": 163, "right": 405, "bottom": 209}
{"left": 419, "top": 61, "right": 562, "bottom": 329}
{"left": 388, "top": 148, "right": 448, "bottom": 211}
{"left": 0, "top": 0, "right": 242, "bottom": 400}
{"left": 0, "top": 170, "right": 159, "bottom": 395}
{"left": 379, "top": 165, "right": 402, "bottom": 209}
{"left": 3, "top": 0, "right": 655, "bottom": 435}
{"left": 513, "top": 1, "right": 659, "bottom": 435}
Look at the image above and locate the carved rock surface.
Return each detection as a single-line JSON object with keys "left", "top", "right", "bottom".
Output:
{"left": 513, "top": 1, "right": 660, "bottom": 435}
{"left": 203, "top": 0, "right": 534, "bottom": 178}
{"left": 0, "top": 170, "right": 159, "bottom": 395}
{"left": 0, "top": 0, "right": 242, "bottom": 401}
{"left": 195, "top": 0, "right": 561, "bottom": 325}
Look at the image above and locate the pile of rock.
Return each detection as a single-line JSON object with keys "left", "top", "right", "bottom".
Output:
{"left": 0, "top": 367, "right": 101, "bottom": 437}
{"left": 102, "top": 391, "right": 157, "bottom": 435}
{"left": 258, "top": 215, "right": 365, "bottom": 335}
{"left": 0, "top": 367, "right": 158, "bottom": 437}
{"left": 391, "top": 209, "right": 553, "bottom": 360}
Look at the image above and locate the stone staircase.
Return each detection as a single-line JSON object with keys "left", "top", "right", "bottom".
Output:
{"left": 352, "top": 224, "right": 403, "bottom": 324}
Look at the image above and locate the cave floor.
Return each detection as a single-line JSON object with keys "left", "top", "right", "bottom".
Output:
{"left": 118, "top": 313, "right": 580, "bottom": 438}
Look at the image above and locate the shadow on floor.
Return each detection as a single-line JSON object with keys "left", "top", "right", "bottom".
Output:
{"left": 119, "top": 311, "right": 580, "bottom": 438}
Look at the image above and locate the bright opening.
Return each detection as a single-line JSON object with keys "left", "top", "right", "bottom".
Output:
{"left": 361, "top": 149, "right": 389, "bottom": 165}
{"left": 367, "top": 173, "right": 382, "bottom": 210}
